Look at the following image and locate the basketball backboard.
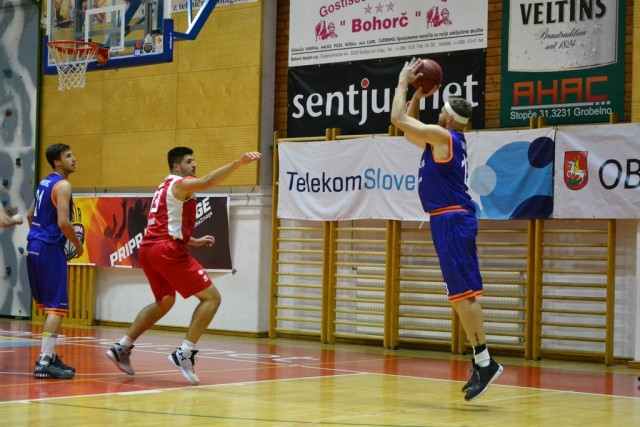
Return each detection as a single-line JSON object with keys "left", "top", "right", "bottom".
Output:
{"left": 43, "top": 0, "right": 174, "bottom": 73}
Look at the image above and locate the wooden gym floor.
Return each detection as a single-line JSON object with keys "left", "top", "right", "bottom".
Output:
{"left": 1, "top": 319, "right": 639, "bottom": 426}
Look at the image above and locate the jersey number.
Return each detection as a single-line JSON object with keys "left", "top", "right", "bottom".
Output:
{"left": 33, "top": 188, "right": 45, "bottom": 218}
{"left": 149, "top": 184, "right": 166, "bottom": 214}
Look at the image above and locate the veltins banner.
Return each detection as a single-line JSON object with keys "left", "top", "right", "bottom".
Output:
{"left": 500, "top": 0, "right": 626, "bottom": 127}
{"left": 553, "top": 123, "right": 640, "bottom": 219}
{"left": 288, "top": 50, "right": 486, "bottom": 137}
{"left": 68, "top": 195, "right": 232, "bottom": 270}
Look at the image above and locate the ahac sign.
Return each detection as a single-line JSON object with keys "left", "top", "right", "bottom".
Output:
{"left": 500, "top": 0, "right": 626, "bottom": 127}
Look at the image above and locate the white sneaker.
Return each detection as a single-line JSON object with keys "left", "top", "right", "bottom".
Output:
{"left": 106, "top": 343, "right": 135, "bottom": 375}
{"left": 168, "top": 348, "right": 199, "bottom": 385}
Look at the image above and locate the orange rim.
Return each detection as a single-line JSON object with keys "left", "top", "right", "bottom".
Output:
{"left": 48, "top": 40, "right": 98, "bottom": 56}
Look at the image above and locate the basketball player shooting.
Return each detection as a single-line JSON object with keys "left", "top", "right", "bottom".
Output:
{"left": 391, "top": 57, "right": 503, "bottom": 401}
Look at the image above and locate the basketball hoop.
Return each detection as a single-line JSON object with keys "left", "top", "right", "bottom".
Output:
{"left": 48, "top": 41, "right": 109, "bottom": 91}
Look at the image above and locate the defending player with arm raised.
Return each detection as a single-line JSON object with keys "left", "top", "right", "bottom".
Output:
{"left": 391, "top": 58, "right": 503, "bottom": 402}
{"left": 107, "top": 147, "right": 260, "bottom": 385}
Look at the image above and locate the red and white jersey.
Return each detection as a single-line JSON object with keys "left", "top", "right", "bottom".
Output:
{"left": 142, "top": 175, "right": 197, "bottom": 245}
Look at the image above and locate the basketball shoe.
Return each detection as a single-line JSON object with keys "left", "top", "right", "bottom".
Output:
{"left": 106, "top": 343, "right": 135, "bottom": 375}
{"left": 464, "top": 359, "right": 503, "bottom": 401}
{"left": 168, "top": 348, "right": 199, "bottom": 385}
{"left": 51, "top": 353, "right": 76, "bottom": 373}
{"left": 33, "top": 356, "right": 75, "bottom": 379}
{"left": 461, "top": 358, "right": 477, "bottom": 393}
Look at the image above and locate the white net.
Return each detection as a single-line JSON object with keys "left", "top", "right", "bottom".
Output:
{"left": 48, "top": 41, "right": 98, "bottom": 91}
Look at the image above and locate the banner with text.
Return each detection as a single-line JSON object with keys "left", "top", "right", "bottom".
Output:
{"left": 278, "top": 137, "right": 425, "bottom": 221}
{"left": 288, "top": 50, "right": 485, "bottom": 137}
{"left": 68, "top": 195, "right": 232, "bottom": 270}
{"left": 289, "top": 0, "right": 487, "bottom": 67}
{"left": 554, "top": 123, "right": 640, "bottom": 219}
{"left": 278, "top": 132, "right": 555, "bottom": 221}
{"left": 467, "top": 128, "right": 555, "bottom": 219}
{"left": 500, "top": 0, "right": 626, "bottom": 127}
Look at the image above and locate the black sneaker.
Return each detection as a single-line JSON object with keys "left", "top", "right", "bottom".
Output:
{"left": 464, "top": 359, "right": 503, "bottom": 401}
{"left": 33, "top": 357, "right": 75, "bottom": 379}
{"left": 461, "top": 358, "right": 477, "bottom": 393}
{"left": 51, "top": 354, "right": 76, "bottom": 373}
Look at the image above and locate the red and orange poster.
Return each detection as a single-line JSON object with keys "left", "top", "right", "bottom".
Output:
{"left": 67, "top": 195, "right": 232, "bottom": 271}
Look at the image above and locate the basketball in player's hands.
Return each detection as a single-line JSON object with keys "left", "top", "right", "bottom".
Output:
{"left": 411, "top": 59, "right": 443, "bottom": 93}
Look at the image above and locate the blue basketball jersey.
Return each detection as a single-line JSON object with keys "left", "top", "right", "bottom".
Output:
{"left": 27, "top": 172, "right": 72, "bottom": 246}
{"left": 417, "top": 130, "right": 474, "bottom": 214}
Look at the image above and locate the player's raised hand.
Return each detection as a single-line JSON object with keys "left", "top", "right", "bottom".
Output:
{"left": 398, "top": 57, "right": 423, "bottom": 86}
{"left": 238, "top": 152, "right": 261, "bottom": 166}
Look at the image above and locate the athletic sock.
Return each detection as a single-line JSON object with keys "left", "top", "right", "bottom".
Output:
{"left": 181, "top": 340, "right": 195, "bottom": 353}
{"left": 39, "top": 332, "right": 58, "bottom": 364}
{"left": 118, "top": 335, "right": 134, "bottom": 348}
{"left": 473, "top": 344, "right": 491, "bottom": 368}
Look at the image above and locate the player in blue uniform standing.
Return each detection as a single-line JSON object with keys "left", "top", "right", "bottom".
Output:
{"left": 26, "top": 143, "right": 84, "bottom": 379}
{"left": 391, "top": 58, "right": 503, "bottom": 401}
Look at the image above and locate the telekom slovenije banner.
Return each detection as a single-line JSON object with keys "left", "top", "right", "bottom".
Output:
{"left": 467, "top": 128, "right": 555, "bottom": 219}
{"left": 278, "top": 137, "right": 424, "bottom": 221}
{"left": 279, "top": 126, "right": 640, "bottom": 221}
{"left": 278, "top": 132, "right": 556, "bottom": 221}
{"left": 68, "top": 195, "right": 232, "bottom": 270}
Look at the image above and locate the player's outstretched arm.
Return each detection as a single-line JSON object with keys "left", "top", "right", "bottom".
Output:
{"left": 177, "top": 152, "right": 261, "bottom": 196}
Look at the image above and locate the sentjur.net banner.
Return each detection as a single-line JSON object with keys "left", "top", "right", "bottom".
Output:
{"left": 288, "top": 50, "right": 486, "bottom": 137}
